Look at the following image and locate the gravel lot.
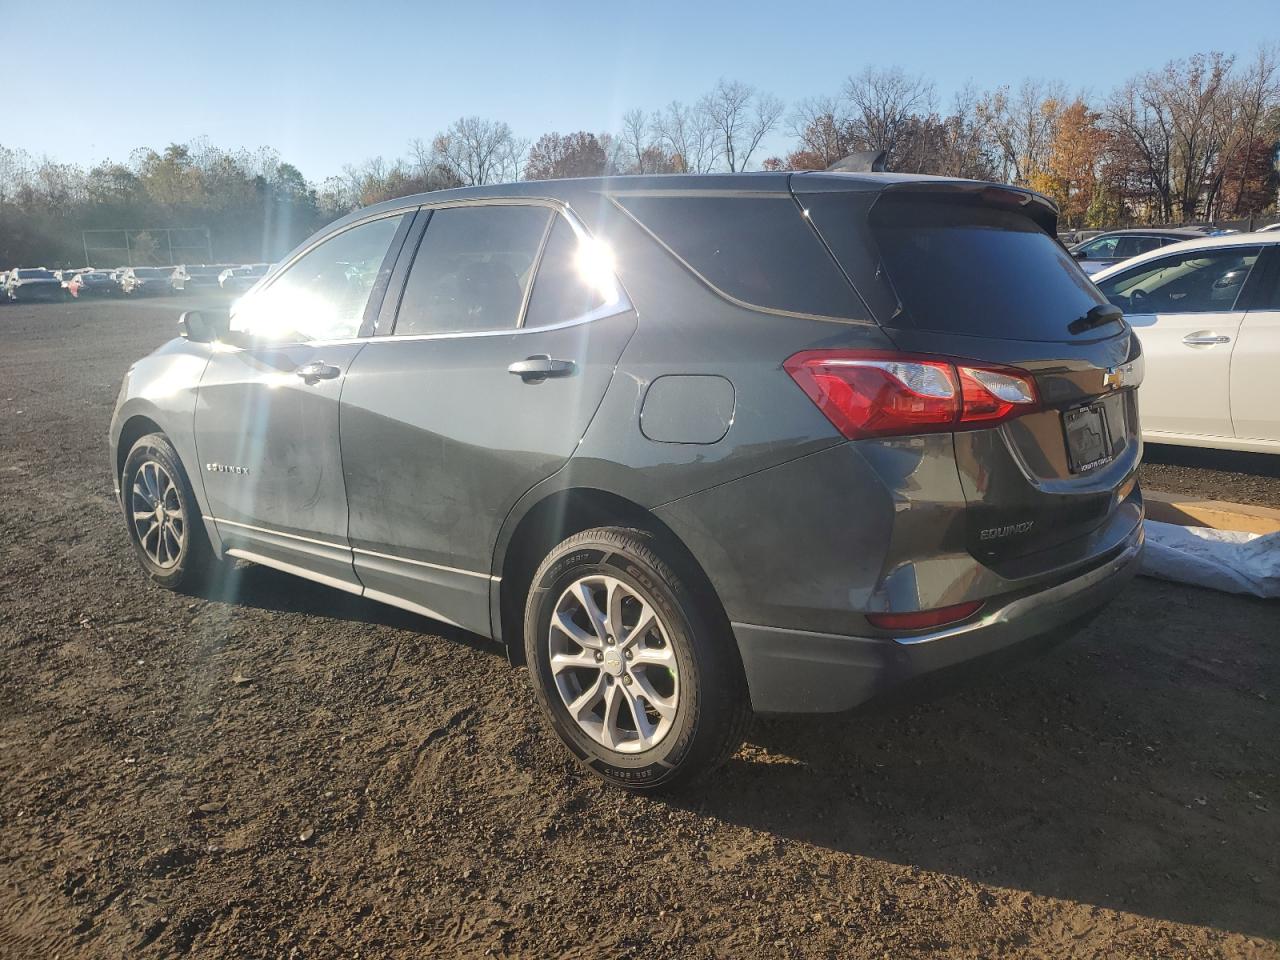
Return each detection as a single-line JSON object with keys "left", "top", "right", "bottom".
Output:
{"left": 1141, "top": 445, "right": 1280, "bottom": 510}
{"left": 1, "top": 296, "right": 1277, "bottom": 959}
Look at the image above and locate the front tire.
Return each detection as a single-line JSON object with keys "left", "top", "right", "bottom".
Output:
{"left": 121, "top": 433, "right": 218, "bottom": 591}
{"left": 524, "top": 527, "right": 750, "bottom": 792}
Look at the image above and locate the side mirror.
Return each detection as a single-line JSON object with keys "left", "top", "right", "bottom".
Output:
{"left": 1072, "top": 249, "right": 1088, "bottom": 260}
{"left": 178, "top": 310, "right": 218, "bottom": 343}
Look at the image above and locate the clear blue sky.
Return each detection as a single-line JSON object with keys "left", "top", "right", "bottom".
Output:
{"left": 3, "top": 0, "right": 1275, "bottom": 182}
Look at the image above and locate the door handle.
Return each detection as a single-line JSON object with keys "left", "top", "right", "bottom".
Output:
{"left": 1181, "top": 334, "right": 1231, "bottom": 346}
{"left": 295, "top": 360, "right": 342, "bottom": 383}
{"left": 507, "top": 354, "right": 576, "bottom": 382}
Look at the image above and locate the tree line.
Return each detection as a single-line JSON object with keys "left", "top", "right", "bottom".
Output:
{"left": 1, "top": 48, "right": 1277, "bottom": 267}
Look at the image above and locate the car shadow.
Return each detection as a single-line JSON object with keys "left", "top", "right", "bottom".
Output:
{"left": 187, "top": 563, "right": 1276, "bottom": 940}
{"left": 675, "top": 582, "right": 1279, "bottom": 940}
{"left": 189, "top": 561, "right": 505, "bottom": 659}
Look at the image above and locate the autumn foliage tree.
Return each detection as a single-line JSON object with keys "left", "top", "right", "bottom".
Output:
{"left": 523, "top": 132, "right": 612, "bottom": 181}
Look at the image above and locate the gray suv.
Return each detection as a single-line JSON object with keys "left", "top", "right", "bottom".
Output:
{"left": 110, "top": 173, "right": 1145, "bottom": 790}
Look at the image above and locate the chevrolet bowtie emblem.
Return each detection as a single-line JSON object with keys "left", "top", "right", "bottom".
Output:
{"left": 1102, "top": 365, "right": 1129, "bottom": 390}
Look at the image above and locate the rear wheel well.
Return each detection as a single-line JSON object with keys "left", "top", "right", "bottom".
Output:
{"left": 498, "top": 488, "right": 730, "bottom": 666}
{"left": 115, "top": 415, "right": 164, "bottom": 488}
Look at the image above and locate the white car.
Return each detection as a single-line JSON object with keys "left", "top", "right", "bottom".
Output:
{"left": 1093, "top": 233, "right": 1280, "bottom": 454}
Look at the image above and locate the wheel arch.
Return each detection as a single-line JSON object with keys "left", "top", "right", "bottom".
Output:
{"left": 113, "top": 402, "right": 222, "bottom": 556}
{"left": 114, "top": 413, "right": 166, "bottom": 492}
{"left": 492, "top": 486, "right": 731, "bottom": 666}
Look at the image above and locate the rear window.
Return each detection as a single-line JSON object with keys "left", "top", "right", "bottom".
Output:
{"left": 614, "top": 194, "right": 862, "bottom": 319}
{"left": 811, "top": 194, "right": 1110, "bottom": 341}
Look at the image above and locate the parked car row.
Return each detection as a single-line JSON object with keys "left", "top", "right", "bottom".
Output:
{"left": 1, "top": 263, "right": 276, "bottom": 301}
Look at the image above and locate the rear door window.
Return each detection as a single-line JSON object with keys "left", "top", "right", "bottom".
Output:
{"left": 523, "top": 215, "right": 615, "bottom": 327}
{"left": 394, "top": 205, "right": 551, "bottom": 335}
{"left": 809, "top": 193, "right": 1108, "bottom": 341}
{"left": 613, "top": 194, "right": 862, "bottom": 319}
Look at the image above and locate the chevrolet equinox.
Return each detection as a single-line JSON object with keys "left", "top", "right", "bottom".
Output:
{"left": 110, "top": 172, "right": 1146, "bottom": 790}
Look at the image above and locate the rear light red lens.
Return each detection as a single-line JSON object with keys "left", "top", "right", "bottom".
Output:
{"left": 784, "top": 350, "right": 1038, "bottom": 439}
{"left": 865, "top": 600, "right": 984, "bottom": 631}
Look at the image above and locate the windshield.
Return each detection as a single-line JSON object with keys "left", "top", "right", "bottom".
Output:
{"left": 17, "top": 269, "right": 54, "bottom": 279}
{"left": 134, "top": 268, "right": 170, "bottom": 278}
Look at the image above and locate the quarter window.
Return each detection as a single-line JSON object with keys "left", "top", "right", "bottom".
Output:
{"left": 394, "top": 205, "right": 551, "bottom": 335}
{"left": 1096, "top": 247, "right": 1262, "bottom": 314}
{"left": 615, "top": 194, "right": 862, "bottom": 318}
{"left": 231, "top": 214, "right": 405, "bottom": 341}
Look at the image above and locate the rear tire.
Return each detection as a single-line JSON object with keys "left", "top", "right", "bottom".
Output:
{"left": 121, "top": 433, "right": 219, "bottom": 592}
{"left": 524, "top": 527, "right": 751, "bottom": 792}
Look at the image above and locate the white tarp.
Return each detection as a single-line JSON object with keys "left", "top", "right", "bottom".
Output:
{"left": 1139, "top": 520, "right": 1280, "bottom": 599}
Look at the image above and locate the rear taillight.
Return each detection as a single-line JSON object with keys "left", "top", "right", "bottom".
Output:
{"left": 784, "top": 350, "right": 1039, "bottom": 439}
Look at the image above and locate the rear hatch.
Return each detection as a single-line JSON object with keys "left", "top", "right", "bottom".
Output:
{"left": 794, "top": 175, "right": 1143, "bottom": 572}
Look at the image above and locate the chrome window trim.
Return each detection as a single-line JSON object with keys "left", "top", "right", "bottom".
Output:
{"left": 376, "top": 200, "right": 633, "bottom": 342}
{"left": 219, "top": 200, "right": 633, "bottom": 349}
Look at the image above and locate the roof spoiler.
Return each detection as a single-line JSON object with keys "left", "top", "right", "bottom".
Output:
{"left": 827, "top": 150, "right": 887, "bottom": 173}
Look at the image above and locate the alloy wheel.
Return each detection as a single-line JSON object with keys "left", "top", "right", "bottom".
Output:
{"left": 548, "top": 575, "right": 680, "bottom": 754}
{"left": 130, "top": 460, "right": 185, "bottom": 568}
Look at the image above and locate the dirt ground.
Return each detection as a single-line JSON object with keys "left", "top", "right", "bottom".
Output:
{"left": 1, "top": 296, "right": 1277, "bottom": 959}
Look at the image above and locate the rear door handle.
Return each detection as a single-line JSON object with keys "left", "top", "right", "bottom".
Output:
{"left": 507, "top": 354, "right": 576, "bottom": 382}
{"left": 295, "top": 360, "right": 342, "bottom": 382}
{"left": 1181, "top": 334, "right": 1231, "bottom": 346}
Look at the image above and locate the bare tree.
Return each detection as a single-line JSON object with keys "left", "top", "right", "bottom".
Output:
{"left": 978, "top": 78, "right": 1065, "bottom": 185}
{"left": 651, "top": 100, "right": 717, "bottom": 173}
{"left": 842, "top": 67, "right": 937, "bottom": 161}
{"left": 430, "top": 117, "right": 527, "bottom": 186}
{"left": 617, "top": 109, "right": 654, "bottom": 174}
{"left": 702, "top": 79, "right": 784, "bottom": 172}
{"left": 786, "top": 96, "right": 855, "bottom": 168}
{"left": 1215, "top": 44, "right": 1280, "bottom": 216}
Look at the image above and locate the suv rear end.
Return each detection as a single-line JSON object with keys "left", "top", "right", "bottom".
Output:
{"left": 610, "top": 173, "right": 1144, "bottom": 714}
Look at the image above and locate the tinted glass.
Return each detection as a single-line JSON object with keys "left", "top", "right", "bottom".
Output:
{"left": 615, "top": 194, "right": 861, "bottom": 318}
{"left": 853, "top": 196, "right": 1107, "bottom": 341}
{"left": 1245, "top": 248, "right": 1280, "bottom": 310}
{"left": 395, "top": 205, "right": 551, "bottom": 335}
{"left": 1112, "top": 236, "right": 1162, "bottom": 259}
{"left": 230, "top": 214, "right": 404, "bottom": 341}
{"left": 524, "top": 216, "right": 610, "bottom": 327}
{"left": 1075, "top": 235, "right": 1119, "bottom": 258}
{"left": 1095, "top": 246, "right": 1261, "bottom": 314}
{"left": 18, "top": 269, "right": 54, "bottom": 279}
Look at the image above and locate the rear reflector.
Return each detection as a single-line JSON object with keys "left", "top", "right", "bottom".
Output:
{"left": 865, "top": 600, "right": 984, "bottom": 631}
{"left": 784, "top": 350, "right": 1039, "bottom": 439}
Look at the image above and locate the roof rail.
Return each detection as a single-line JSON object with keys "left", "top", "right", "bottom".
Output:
{"left": 827, "top": 149, "right": 887, "bottom": 173}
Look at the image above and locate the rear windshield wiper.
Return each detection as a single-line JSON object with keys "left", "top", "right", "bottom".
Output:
{"left": 1068, "top": 303, "right": 1123, "bottom": 336}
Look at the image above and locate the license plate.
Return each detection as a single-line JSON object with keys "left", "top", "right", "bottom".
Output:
{"left": 1063, "top": 403, "right": 1113, "bottom": 473}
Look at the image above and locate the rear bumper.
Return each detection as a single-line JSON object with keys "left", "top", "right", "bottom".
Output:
{"left": 733, "top": 518, "right": 1144, "bottom": 714}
